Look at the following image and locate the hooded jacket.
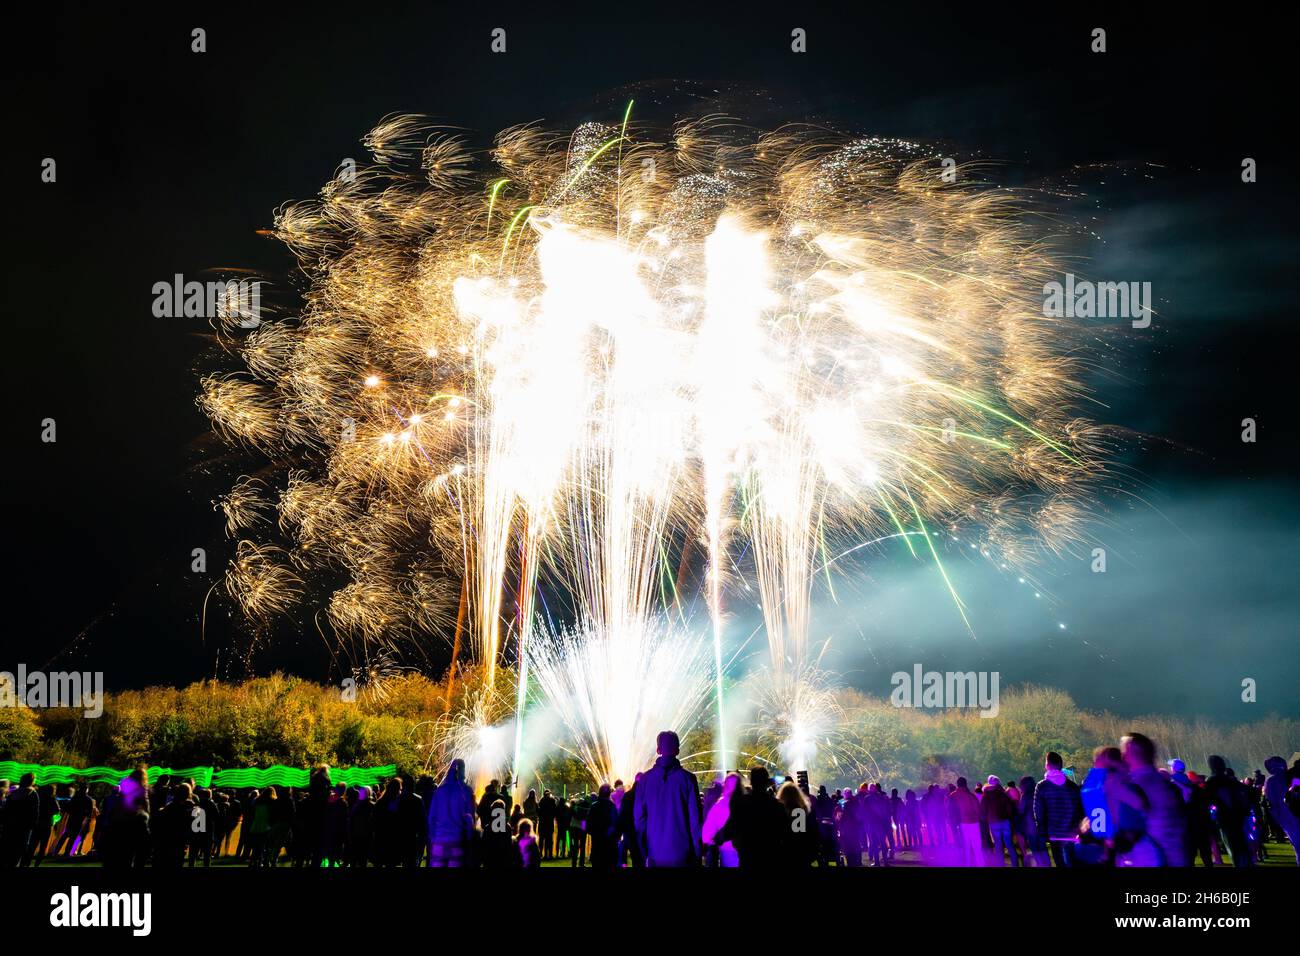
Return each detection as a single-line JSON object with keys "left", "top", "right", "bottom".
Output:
{"left": 633, "top": 754, "right": 702, "bottom": 867}
{"left": 1033, "top": 768, "right": 1084, "bottom": 840}
{"left": 428, "top": 760, "right": 477, "bottom": 845}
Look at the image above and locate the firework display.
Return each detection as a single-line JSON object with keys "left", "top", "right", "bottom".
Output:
{"left": 14, "top": 3, "right": 1300, "bottom": 936}
{"left": 201, "top": 107, "right": 1104, "bottom": 787}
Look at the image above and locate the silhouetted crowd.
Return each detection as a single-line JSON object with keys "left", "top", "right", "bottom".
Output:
{"left": 2, "top": 731, "right": 1296, "bottom": 868}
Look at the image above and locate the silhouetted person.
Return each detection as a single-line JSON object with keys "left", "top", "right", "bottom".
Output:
{"left": 918, "top": 784, "right": 940, "bottom": 849}
{"left": 883, "top": 787, "right": 902, "bottom": 851}
{"left": 1016, "top": 776, "right": 1048, "bottom": 866}
{"left": 1077, "top": 746, "right": 1145, "bottom": 865}
{"left": 322, "top": 783, "right": 349, "bottom": 866}
{"left": 269, "top": 785, "right": 294, "bottom": 864}
{"left": 398, "top": 774, "right": 426, "bottom": 866}
{"left": 295, "top": 768, "right": 330, "bottom": 868}
{"left": 236, "top": 788, "right": 256, "bottom": 861}
{"left": 946, "top": 777, "right": 981, "bottom": 866}
{"left": 1204, "top": 755, "right": 1252, "bottom": 867}
{"left": 516, "top": 819, "right": 541, "bottom": 868}
{"left": 836, "top": 788, "right": 863, "bottom": 866}
{"left": 981, "top": 776, "right": 1017, "bottom": 866}
{"left": 52, "top": 784, "right": 89, "bottom": 858}
{"left": 777, "top": 780, "right": 819, "bottom": 866}
{"left": 813, "top": 785, "right": 837, "bottom": 865}
{"left": 347, "top": 786, "right": 375, "bottom": 867}
{"left": 1034, "top": 752, "right": 1083, "bottom": 867}
{"left": 618, "top": 773, "right": 644, "bottom": 867}
{"left": 481, "top": 798, "right": 516, "bottom": 867}
{"left": 427, "top": 759, "right": 476, "bottom": 868}
{"left": 903, "top": 789, "right": 922, "bottom": 853}
{"left": 719, "top": 767, "right": 786, "bottom": 869}
{"left": 633, "top": 730, "right": 702, "bottom": 867}
{"left": 189, "top": 786, "right": 220, "bottom": 867}
{"left": 1264, "top": 756, "right": 1300, "bottom": 864}
{"left": 587, "top": 784, "right": 620, "bottom": 869}
{"left": 555, "top": 797, "right": 572, "bottom": 859}
{"left": 702, "top": 773, "right": 742, "bottom": 867}
{"left": 537, "top": 789, "right": 557, "bottom": 860}
{"left": 865, "top": 783, "right": 893, "bottom": 866}
{"left": 1081, "top": 738, "right": 1154, "bottom": 868}
{"left": 247, "top": 787, "right": 275, "bottom": 867}
{"left": 107, "top": 792, "right": 151, "bottom": 869}
{"left": 215, "top": 789, "right": 233, "bottom": 854}
{"left": 1120, "top": 733, "right": 1188, "bottom": 866}
{"left": 477, "top": 780, "right": 500, "bottom": 831}
{"left": 568, "top": 793, "right": 589, "bottom": 866}
{"left": 29, "top": 784, "right": 57, "bottom": 866}
{"left": 1, "top": 773, "right": 38, "bottom": 866}
{"left": 98, "top": 771, "right": 148, "bottom": 868}
{"left": 150, "top": 782, "right": 187, "bottom": 869}
{"left": 375, "top": 778, "right": 406, "bottom": 867}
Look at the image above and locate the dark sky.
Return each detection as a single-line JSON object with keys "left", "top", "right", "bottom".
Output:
{"left": 5, "top": 3, "right": 1296, "bottom": 721}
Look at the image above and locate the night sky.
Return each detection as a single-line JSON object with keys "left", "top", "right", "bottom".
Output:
{"left": 7, "top": 3, "right": 1296, "bottom": 722}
